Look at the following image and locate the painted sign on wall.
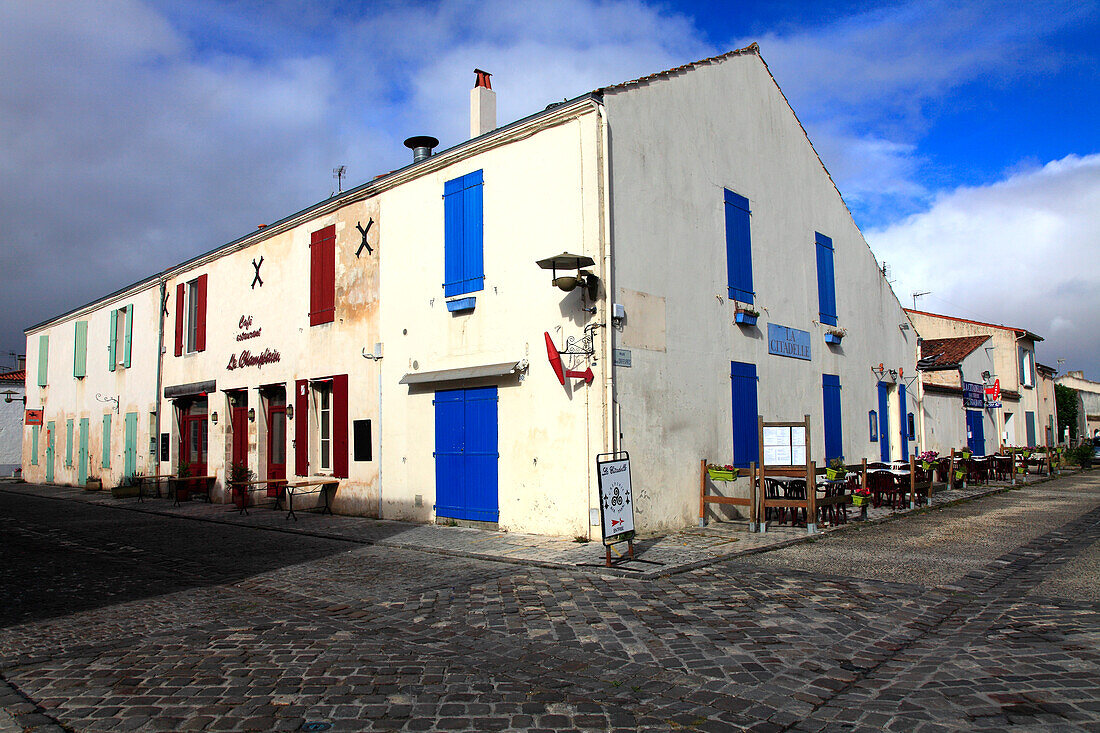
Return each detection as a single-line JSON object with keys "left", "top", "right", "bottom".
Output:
{"left": 768, "top": 323, "right": 811, "bottom": 361}
{"left": 24, "top": 409, "right": 43, "bottom": 426}
{"left": 226, "top": 314, "right": 281, "bottom": 370}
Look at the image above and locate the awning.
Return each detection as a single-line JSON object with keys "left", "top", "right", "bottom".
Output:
{"left": 164, "top": 380, "right": 217, "bottom": 399}
{"left": 399, "top": 361, "right": 525, "bottom": 385}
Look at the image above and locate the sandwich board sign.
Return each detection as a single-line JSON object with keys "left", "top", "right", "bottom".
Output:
{"left": 596, "top": 451, "right": 635, "bottom": 545}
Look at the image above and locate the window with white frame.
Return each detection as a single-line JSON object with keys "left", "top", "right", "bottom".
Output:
{"left": 314, "top": 381, "right": 332, "bottom": 473}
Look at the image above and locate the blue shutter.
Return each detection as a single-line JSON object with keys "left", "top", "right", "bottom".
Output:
{"left": 443, "top": 170, "right": 484, "bottom": 297}
{"left": 108, "top": 309, "right": 118, "bottom": 372}
{"left": 730, "top": 361, "right": 759, "bottom": 469}
{"left": 815, "top": 232, "right": 837, "bottom": 326}
{"left": 877, "top": 382, "right": 890, "bottom": 461}
{"left": 898, "top": 383, "right": 909, "bottom": 458}
{"left": 434, "top": 390, "right": 465, "bottom": 518}
{"left": 724, "top": 190, "right": 753, "bottom": 304}
{"left": 822, "top": 374, "right": 843, "bottom": 462}
{"left": 463, "top": 386, "right": 499, "bottom": 522}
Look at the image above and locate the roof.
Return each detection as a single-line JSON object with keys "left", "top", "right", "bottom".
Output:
{"left": 0, "top": 369, "right": 25, "bottom": 383}
{"left": 904, "top": 309, "right": 1043, "bottom": 343}
{"left": 598, "top": 44, "right": 760, "bottom": 93}
{"left": 917, "top": 336, "right": 990, "bottom": 371}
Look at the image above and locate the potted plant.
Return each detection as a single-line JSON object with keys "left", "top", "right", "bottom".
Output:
{"left": 826, "top": 457, "right": 846, "bottom": 480}
{"left": 824, "top": 327, "right": 846, "bottom": 345}
{"left": 1072, "top": 444, "right": 1093, "bottom": 469}
{"left": 228, "top": 461, "right": 255, "bottom": 509}
{"left": 84, "top": 474, "right": 102, "bottom": 491}
{"left": 851, "top": 487, "right": 871, "bottom": 507}
{"left": 735, "top": 307, "right": 759, "bottom": 326}
{"left": 960, "top": 447, "right": 972, "bottom": 460}
{"left": 706, "top": 463, "right": 738, "bottom": 481}
{"left": 112, "top": 471, "right": 143, "bottom": 498}
{"left": 918, "top": 450, "right": 938, "bottom": 472}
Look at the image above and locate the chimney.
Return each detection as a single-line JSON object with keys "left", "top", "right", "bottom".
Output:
{"left": 470, "top": 68, "right": 496, "bottom": 138}
{"left": 403, "top": 136, "right": 439, "bottom": 164}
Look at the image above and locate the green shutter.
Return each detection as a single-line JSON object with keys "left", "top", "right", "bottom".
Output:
{"left": 108, "top": 309, "right": 118, "bottom": 372}
{"left": 74, "top": 321, "right": 88, "bottom": 378}
{"left": 31, "top": 425, "right": 39, "bottom": 466}
{"left": 124, "top": 412, "right": 138, "bottom": 476}
{"left": 37, "top": 334, "right": 49, "bottom": 386}
{"left": 123, "top": 306, "right": 133, "bottom": 368}
{"left": 66, "top": 419, "right": 73, "bottom": 467}
{"left": 102, "top": 414, "right": 112, "bottom": 469}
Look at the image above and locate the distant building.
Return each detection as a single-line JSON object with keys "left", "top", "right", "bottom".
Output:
{"left": 23, "top": 46, "right": 917, "bottom": 537}
{"left": 0, "top": 360, "right": 26, "bottom": 477}
{"left": 908, "top": 309, "right": 1046, "bottom": 453}
{"left": 1035, "top": 363, "right": 1059, "bottom": 446}
{"left": 1056, "top": 370, "right": 1100, "bottom": 442}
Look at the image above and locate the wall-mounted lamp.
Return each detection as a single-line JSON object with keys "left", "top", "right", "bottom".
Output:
{"left": 286, "top": 405, "right": 294, "bottom": 420}
{"left": 535, "top": 252, "right": 600, "bottom": 300}
{"left": 248, "top": 408, "right": 256, "bottom": 422}
{"left": 211, "top": 411, "right": 218, "bottom": 425}
{"left": 981, "top": 370, "right": 991, "bottom": 381}
{"left": 889, "top": 369, "right": 898, "bottom": 380}
{"left": 2, "top": 389, "right": 24, "bottom": 404}
{"left": 95, "top": 393, "right": 119, "bottom": 414}
{"left": 899, "top": 323, "right": 910, "bottom": 331}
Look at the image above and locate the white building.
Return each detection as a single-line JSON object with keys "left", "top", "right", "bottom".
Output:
{"left": 0, "top": 364, "right": 25, "bottom": 477}
{"left": 23, "top": 45, "right": 918, "bottom": 537}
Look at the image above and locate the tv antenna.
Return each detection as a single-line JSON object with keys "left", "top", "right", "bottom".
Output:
{"left": 912, "top": 290, "right": 931, "bottom": 309}
{"left": 333, "top": 166, "right": 347, "bottom": 193}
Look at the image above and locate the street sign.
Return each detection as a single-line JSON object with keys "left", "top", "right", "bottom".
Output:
{"left": 597, "top": 453, "right": 635, "bottom": 546}
{"left": 24, "top": 409, "right": 43, "bottom": 426}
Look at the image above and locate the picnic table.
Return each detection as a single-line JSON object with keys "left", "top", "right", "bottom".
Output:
{"left": 170, "top": 475, "right": 216, "bottom": 506}
{"left": 284, "top": 478, "right": 339, "bottom": 520}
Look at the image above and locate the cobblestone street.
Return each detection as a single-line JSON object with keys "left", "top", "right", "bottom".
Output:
{"left": 1, "top": 472, "right": 1098, "bottom": 732}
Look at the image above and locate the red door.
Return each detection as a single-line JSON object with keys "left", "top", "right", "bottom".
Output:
{"left": 266, "top": 391, "right": 287, "bottom": 496}
{"left": 231, "top": 406, "right": 248, "bottom": 467}
{"left": 178, "top": 398, "right": 208, "bottom": 477}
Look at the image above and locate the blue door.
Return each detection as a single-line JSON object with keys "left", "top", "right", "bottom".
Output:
{"left": 966, "top": 410, "right": 985, "bottom": 455}
{"left": 877, "top": 382, "right": 891, "bottom": 461}
{"left": 435, "top": 386, "right": 499, "bottom": 522}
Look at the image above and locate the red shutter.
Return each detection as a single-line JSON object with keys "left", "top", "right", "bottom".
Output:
{"left": 195, "top": 274, "right": 208, "bottom": 352}
{"left": 174, "top": 283, "right": 185, "bottom": 356}
{"left": 295, "top": 379, "right": 309, "bottom": 476}
{"left": 309, "top": 225, "right": 336, "bottom": 325}
{"left": 332, "top": 373, "right": 348, "bottom": 478}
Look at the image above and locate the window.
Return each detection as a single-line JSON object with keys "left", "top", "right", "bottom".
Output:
{"left": 353, "top": 419, "right": 372, "bottom": 461}
{"left": 37, "top": 334, "right": 48, "bottom": 387}
{"left": 443, "top": 170, "right": 484, "bottom": 297}
{"left": 1019, "top": 346, "right": 1035, "bottom": 388}
{"left": 310, "top": 225, "right": 336, "bottom": 325}
{"left": 724, "top": 189, "right": 753, "bottom": 304}
{"left": 869, "top": 410, "right": 878, "bottom": 442}
{"left": 109, "top": 305, "right": 133, "bottom": 370}
{"left": 73, "top": 321, "right": 88, "bottom": 378}
{"left": 815, "top": 232, "right": 837, "bottom": 326}
{"left": 822, "top": 374, "right": 843, "bottom": 461}
{"left": 730, "top": 361, "right": 759, "bottom": 468}
{"left": 315, "top": 382, "right": 332, "bottom": 472}
{"left": 174, "top": 275, "right": 207, "bottom": 355}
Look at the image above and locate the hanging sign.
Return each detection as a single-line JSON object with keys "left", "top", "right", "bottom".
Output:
{"left": 596, "top": 452, "right": 635, "bottom": 545}
{"left": 24, "top": 409, "right": 43, "bottom": 426}
{"left": 768, "top": 323, "right": 811, "bottom": 361}
{"left": 963, "top": 381, "right": 985, "bottom": 408}
{"left": 985, "top": 378, "right": 1001, "bottom": 408}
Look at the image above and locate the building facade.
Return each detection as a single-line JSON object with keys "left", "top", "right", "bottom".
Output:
{"left": 0, "top": 364, "right": 25, "bottom": 477}
{"left": 23, "top": 45, "right": 918, "bottom": 537}
{"left": 907, "top": 309, "right": 1046, "bottom": 452}
{"left": 1056, "top": 370, "right": 1100, "bottom": 441}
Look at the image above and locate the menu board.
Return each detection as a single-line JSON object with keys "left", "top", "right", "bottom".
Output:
{"left": 763, "top": 426, "right": 806, "bottom": 466}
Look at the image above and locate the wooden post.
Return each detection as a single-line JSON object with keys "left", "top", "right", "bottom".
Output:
{"left": 861, "top": 458, "right": 868, "bottom": 493}
{"left": 949, "top": 448, "right": 956, "bottom": 490}
{"left": 806, "top": 460, "right": 817, "bottom": 534}
{"left": 699, "top": 459, "right": 707, "bottom": 527}
{"left": 758, "top": 415, "right": 766, "bottom": 532}
{"left": 909, "top": 453, "right": 916, "bottom": 509}
{"left": 749, "top": 461, "right": 758, "bottom": 532}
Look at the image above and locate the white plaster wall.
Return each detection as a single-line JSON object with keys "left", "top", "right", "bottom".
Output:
{"left": 602, "top": 52, "right": 917, "bottom": 533}
{"left": 0, "top": 384, "right": 24, "bottom": 475}
{"left": 378, "top": 112, "right": 607, "bottom": 537}
{"left": 23, "top": 285, "right": 163, "bottom": 486}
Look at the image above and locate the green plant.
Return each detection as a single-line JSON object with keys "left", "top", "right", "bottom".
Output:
{"left": 177, "top": 460, "right": 191, "bottom": 478}
{"left": 828, "top": 457, "right": 846, "bottom": 472}
{"left": 228, "top": 460, "right": 254, "bottom": 485}
{"left": 573, "top": 535, "right": 590, "bottom": 543}
{"left": 121, "top": 471, "right": 144, "bottom": 487}
{"left": 1070, "top": 444, "right": 1093, "bottom": 466}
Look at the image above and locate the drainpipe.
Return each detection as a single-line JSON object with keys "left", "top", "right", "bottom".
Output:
{"left": 154, "top": 278, "right": 166, "bottom": 475}
{"left": 362, "top": 344, "right": 383, "bottom": 517}
{"left": 596, "top": 101, "right": 615, "bottom": 541}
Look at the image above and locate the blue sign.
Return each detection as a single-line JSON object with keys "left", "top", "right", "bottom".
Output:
{"left": 963, "top": 381, "right": 984, "bottom": 408}
{"left": 768, "top": 324, "right": 812, "bottom": 361}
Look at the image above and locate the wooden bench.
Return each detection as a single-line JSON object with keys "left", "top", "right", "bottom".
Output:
{"left": 284, "top": 479, "right": 339, "bottom": 520}
{"left": 170, "top": 475, "right": 216, "bottom": 506}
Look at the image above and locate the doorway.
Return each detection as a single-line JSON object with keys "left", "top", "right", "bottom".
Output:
{"left": 228, "top": 391, "right": 248, "bottom": 469}
{"left": 434, "top": 386, "right": 499, "bottom": 523}
{"left": 264, "top": 387, "right": 287, "bottom": 494}
{"left": 178, "top": 397, "right": 209, "bottom": 476}
{"left": 966, "top": 410, "right": 986, "bottom": 455}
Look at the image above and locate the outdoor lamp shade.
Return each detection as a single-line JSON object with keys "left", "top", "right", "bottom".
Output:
{"left": 553, "top": 275, "right": 579, "bottom": 292}
{"left": 248, "top": 408, "right": 256, "bottom": 422}
{"left": 286, "top": 405, "right": 293, "bottom": 420}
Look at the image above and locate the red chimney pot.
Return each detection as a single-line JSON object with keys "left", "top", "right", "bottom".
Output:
{"left": 474, "top": 68, "right": 492, "bottom": 90}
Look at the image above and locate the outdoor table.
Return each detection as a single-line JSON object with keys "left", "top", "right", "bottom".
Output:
{"left": 284, "top": 479, "right": 339, "bottom": 520}
{"left": 230, "top": 478, "right": 288, "bottom": 515}
{"left": 138, "top": 474, "right": 174, "bottom": 502}
{"left": 170, "top": 475, "right": 216, "bottom": 506}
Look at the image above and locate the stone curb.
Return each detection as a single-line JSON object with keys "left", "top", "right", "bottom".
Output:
{"left": 0, "top": 674, "right": 69, "bottom": 733}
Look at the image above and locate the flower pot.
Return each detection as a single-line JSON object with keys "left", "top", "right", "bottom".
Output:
{"left": 826, "top": 467, "right": 845, "bottom": 480}
{"left": 955, "top": 470, "right": 966, "bottom": 480}
{"left": 707, "top": 468, "right": 737, "bottom": 481}
{"left": 921, "top": 461, "right": 933, "bottom": 472}
{"left": 851, "top": 494, "right": 868, "bottom": 507}
{"left": 824, "top": 333, "right": 843, "bottom": 345}
{"left": 84, "top": 478, "right": 102, "bottom": 492}
{"left": 735, "top": 312, "right": 758, "bottom": 326}
{"left": 111, "top": 484, "right": 139, "bottom": 498}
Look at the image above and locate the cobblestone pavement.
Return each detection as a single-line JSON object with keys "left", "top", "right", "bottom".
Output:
{"left": 0, "top": 472, "right": 1097, "bottom": 732}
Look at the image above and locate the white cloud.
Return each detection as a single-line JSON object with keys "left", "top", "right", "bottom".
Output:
{"left": 866, "top": 154, "right": 1100, "bottom": 377}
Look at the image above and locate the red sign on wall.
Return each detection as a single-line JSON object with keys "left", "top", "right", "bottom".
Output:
{"left": 24, "top": 409, "right": 43, "bottom": 426}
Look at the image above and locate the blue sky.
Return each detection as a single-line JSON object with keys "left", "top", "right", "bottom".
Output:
{"left": 1, "top": 0, "right": 1098, "bottom": 375}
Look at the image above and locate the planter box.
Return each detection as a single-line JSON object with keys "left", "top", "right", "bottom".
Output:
{"left": 824, "top": 333, "right": 843, "bottom": 345}
{"left": 707, "top": 468, "right": 737, "bottom": 481}
{"left": 735, "top": 312, "right": 758, "bottom": 326}
{"left": 851, "top": 495, "right": 869, "bottom": 507}
{"left": 826, "top": 467, "right": 845, "bottom": 480}
{"left": 84, "top": 479, "right": 102, "bottom": 492}
{"left": 111, "top": 484, "right": 139, "bottom": 498}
